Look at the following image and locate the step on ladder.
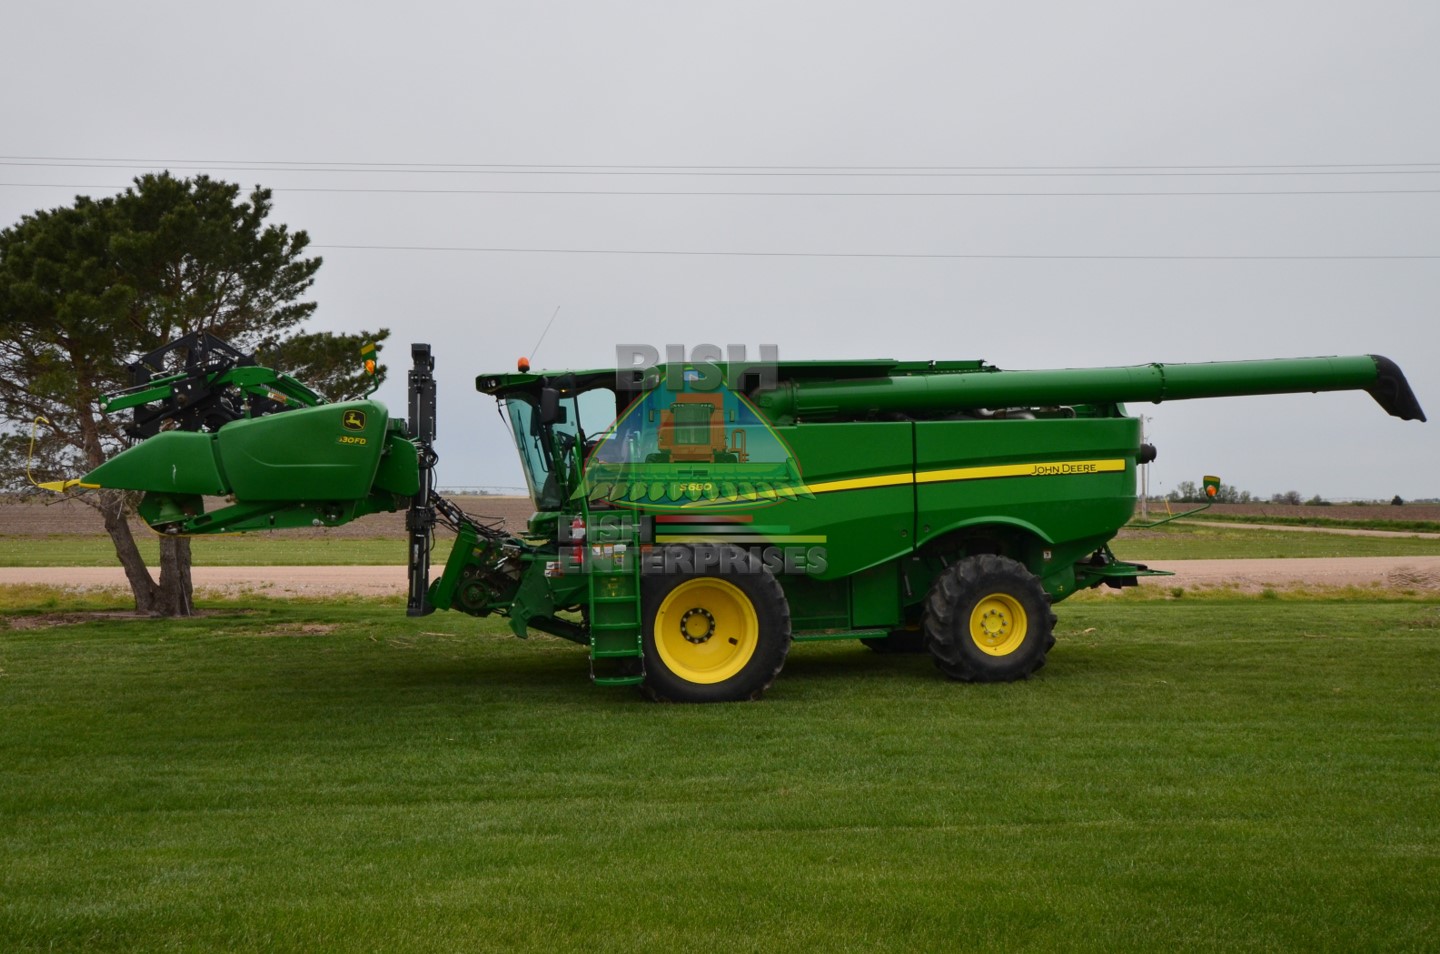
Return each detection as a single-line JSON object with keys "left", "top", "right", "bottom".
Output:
{"left": 583, "top": 503, "right": 645, "bottom": 687}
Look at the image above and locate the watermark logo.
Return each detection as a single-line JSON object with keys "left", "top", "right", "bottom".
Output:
{"left": 580, "top": 344, "right": 808, "bottom": 511}
{"left": 552, "top": 511, "right": 828, "bottom": 577}
{"left": 615, "top": 343, "right": 779, "bottom": 393}
{"left": 565, "top": 347, "right": 827, "bottom": 575}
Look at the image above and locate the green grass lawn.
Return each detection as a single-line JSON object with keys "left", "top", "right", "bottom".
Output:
{"left": 1176, "top": 512, "right": 1440, "bottom": 534}
{"left": 2, "top": 594, "right": 1437, "bottom": 951}
{"left": 0, "top": 534, "right": 454, "bottom": 567}
{"left": 1114, "top": 521, "right": 1440, "bottom": 561}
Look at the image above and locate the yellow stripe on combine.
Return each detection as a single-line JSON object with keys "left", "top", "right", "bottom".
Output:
{"left": 801, "top": 458, "right": 1125, "bottom": 497}
{"left": 798, "top": 472, "right": 914, "bottom": 495}
{"left": 916, "top": 458, "right": 1126, "bottom": 484}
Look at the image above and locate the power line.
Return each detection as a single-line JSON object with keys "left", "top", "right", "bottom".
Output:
{"left": 4, "top": 154, "right": 1439, "bottom": 171}
{"left": 2, "top": 159, "right": 1439, "bottom": 179}
{"left": 6, "top": 182, "right": 1440, "bottom": 198}
{"left": 312, "top": 243, "right": 1440, "bottom": 261}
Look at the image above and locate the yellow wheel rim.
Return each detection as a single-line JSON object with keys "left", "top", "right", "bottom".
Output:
{"left": 653, "top": 578, "right": 759, "bottom": 684}
{"left": 968, "top": 593, "right": 1028, "bottom": 656}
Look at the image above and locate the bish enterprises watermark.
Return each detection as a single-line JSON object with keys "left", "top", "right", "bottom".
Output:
{"left": 639, "top": 543, "right": 827, "bottom": 576}
{"left": 556, "top": 511, "right": 829, "bottom": 578}
{"left": 615, "top": 343, "right": 780, "bottom": 392}
{"left": 544, "top": 342, "right": 823, "bottom": 576}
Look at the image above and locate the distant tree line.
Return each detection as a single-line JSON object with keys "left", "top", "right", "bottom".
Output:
{"left": 1162, "top": 482, "right": 1412, "bottom": 506}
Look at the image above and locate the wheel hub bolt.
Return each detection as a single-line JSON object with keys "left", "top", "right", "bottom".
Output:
{"left": 679, "top": 607, "right": 716, "bottom": 644}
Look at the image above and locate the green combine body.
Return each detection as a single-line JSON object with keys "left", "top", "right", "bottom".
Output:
{"left": 82, "top": 340, "right": 1425, "bottom": 702}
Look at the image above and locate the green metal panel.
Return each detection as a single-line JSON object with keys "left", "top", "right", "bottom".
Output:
{"left": 508, "top": 558, "right": 563, "bottom": 639}
{"left": 778, "top": 574, "right": 850, "bottom": 631}
{"left": 135, "top": 492, "right": 402, "bottom": 534}
{"left": 758, "top": 422, "right": 915, "bottom": 579}
{"left": 911, "top": 417, "right": 1139, "bottom": 599}
{"left": 216, "top": 400, "right": 389, "bottom": 501}
{"left": 913, "top": 417, "right": 1138, "bottom": 557}
{"left": 849, "top": 563, "right": 901, "bottom": 628}
{"left": 83, "top": 431, "right": 229, "bottom": 496}
{"left": 372, "top": 429, "right": 421, "bottom": 497}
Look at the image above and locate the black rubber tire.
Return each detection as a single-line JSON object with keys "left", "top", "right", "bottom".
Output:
{"left": 862, "top": 628, "right": 928, "bottom": 654}
{"left": 923, "top": 554, "right": 1054, "bottom": 682}
{"left": 640, "top": 545, "right": 791, "bottom": 702}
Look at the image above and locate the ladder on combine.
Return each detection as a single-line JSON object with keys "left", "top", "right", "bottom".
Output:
{"left": 580, "top": 492, "right": 646, "bottom": 687}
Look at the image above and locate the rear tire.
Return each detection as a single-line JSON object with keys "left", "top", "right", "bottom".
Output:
{"left": 641, "top": 545, "right": 791, "bottom": 702}
{"left": 924, "top": 554, "right": 1053, "bottom": 682}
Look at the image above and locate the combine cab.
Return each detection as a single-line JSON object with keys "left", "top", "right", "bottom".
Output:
{"left": 79, "top": 338, "right": 1426, "bottom": 702}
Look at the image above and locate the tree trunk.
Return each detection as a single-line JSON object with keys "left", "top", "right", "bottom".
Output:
{"left": 98, "top": 489, "right": 160, "bottom": 613}
{"left": 156, "top": 535, "right": 195, "bottom": 617}
{"left": 78, "top": 394, "right": 195, "bottom": 616}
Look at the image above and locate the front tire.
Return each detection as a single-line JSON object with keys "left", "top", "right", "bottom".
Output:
{"left": 641, "top": 545, "right": 791, "bottom": 702}
{"left": 924, "top": 554, "right": 1054, "bottom": 682}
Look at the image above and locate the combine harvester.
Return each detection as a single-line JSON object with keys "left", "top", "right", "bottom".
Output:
{"left": 74, "top": 333, "right": 1425, "bottom": 701}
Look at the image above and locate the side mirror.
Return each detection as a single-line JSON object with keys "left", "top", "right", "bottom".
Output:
{"left": 539, "top": 387, "right": 568, "bottom": 425}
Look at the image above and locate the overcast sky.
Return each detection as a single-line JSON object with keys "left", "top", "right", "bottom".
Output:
{"left": 3, "top": 1, "right": 1437, "bottom": 499}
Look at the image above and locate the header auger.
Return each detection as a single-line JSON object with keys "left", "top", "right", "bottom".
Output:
{"left": 74, "top": 340, "right": 1424, "bottom": 702}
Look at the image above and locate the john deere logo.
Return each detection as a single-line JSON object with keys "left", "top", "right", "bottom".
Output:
{"left": 342, "top": 410, "right": 367, "bottom": 431}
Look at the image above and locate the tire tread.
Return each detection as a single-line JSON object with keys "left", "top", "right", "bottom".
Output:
{"left": 640, "top": 545, "right": 791, "bottom": 702}
{"left": 923, "top": 554, "right": 1053, "bottom": 682}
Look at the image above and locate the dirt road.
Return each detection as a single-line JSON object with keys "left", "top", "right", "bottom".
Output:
{"left": 4, "top": 556, "right": 1439, "bottom": 598}
{"left": 5, "top": 496, "right": 1438, "bottom": 597}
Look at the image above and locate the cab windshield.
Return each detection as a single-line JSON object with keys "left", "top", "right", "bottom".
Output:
{"left": 505, "top": 387, "right": 617, "bottom": 510}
